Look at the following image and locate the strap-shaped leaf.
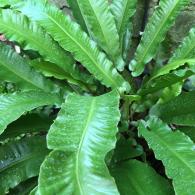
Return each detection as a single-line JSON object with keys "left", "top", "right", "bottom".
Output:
{"left": 0, "top": 114, "right": 53, "bottom": 141}
{"left": 151, "top": 59, "right": 195, "bottom": 80}
{"left": 158, "top": 82, "right": 182, "bottom": 103}
{"left": 76, "top": 0, "right": 124, "bottom": 70}
{"left": 140, "top": 60, "right": 195, "bottom": 95}
{"left": 139, "top": 117, "right": 195, "bottom": 195}
{"left": 0, "top": 43, "right": 56, "bottom": 92}
{"left": 0, "top": 90, "right": 61, "bottom": 135}
{"left": 111, "top": 160, "right": 174, "bottom": 195}
{"left": 40, "top": 91, "right": 120, "bottom": 194}
{"left": 29, "top": 59, "right": 94, "bottom": 90}
{"left": 129, "top": 0, "right": 190, "bottom": 76}
{"left": 29, "top": 59, "right": 72, "bottom": 80}
{"left": 150, "top": 91, "right": 195, "bottom": 126}
{"left": 66, "top": 0, "right": 88, "bottom": 32}
{"left": 159, "top": 28, "right": 195, "bottom": 100}
{"left": 111, "top": 0, "right": 137, "bottom": 43}
{"left": 0, "top": 9, "right": 89, "bottom": 85}
{"left": 17, "top": 1, "right": 130, "bottom": 93}
{"left": 170, "top": 28, "right": 195, "bottom": 62}
{"left": 139, "top": 68, "right": 194, "bottom": 95}
{"left": 0, "top": 136, "right": 49, "bottom": 194}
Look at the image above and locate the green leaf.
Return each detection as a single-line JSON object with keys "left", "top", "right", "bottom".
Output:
{"left": 150, "top": 91, "right": 195, "bottom": 126}
{"left": 111, "top": 160, "right": 174, "bottom": 195}
{"left": 0, "top": 114, "right": 53, "bottom": 141}
{"left": 8, "top": 177, "right": 37, "bottom": 195}
{"left": 66, "top": 0, "right": 88, "bottom": 32}
{"left": 178, "top": 126, "right": 195, "bottom": 142}
{"left": 30, "top": 186, "right": 40, "bottom": 195}
{"left": 0, "top": 43, "right": 56, "bottom": 92}
{"left": 111, "top": 136, "right": 143, "bottom": 163}
{"left": 139, "top": 68, "right": 194, "bottom": 95}
{"left": 29, "top": 59, "right": 94, "bottom": 91}
{"left": 40, "top": 91, "right": 120, "bottom": 194}
{"left": 156, "top": 28, "right": 195, "bottom": 99}
{"left": 111, "top": 0, "right": 137, "bottom": 44}
{"left": 0, "top": 90, "right": 61, "bottom": 135}
{"left": 151, "top": 59, "right": 195, "bottom": 80}
{"left": 158, "top": 82, "right": 183, "bottom": 103}
{"left": 0, "top": 9, "right": 90, "bottom": 85}
{"left": 76, "top": 0, "right": 124, "bottom": 70}
{"left": 170, "top": 28, "right": 195, "bottom": 62}
{"left": 141, "top": 59, "right": 195, "bottom": 96}
{"left": 17, "top": 1, "right": 130, "bottom": 93}
{"left": 139, "top": 117, "right": 195, "bottom": 195}
{"left": 0, "top": 136, "right": 49, "bottom": 194}
{"left": 122, "top": 28, "right": 132, "bottom": 62}
{"left": 129, "top": 0, "right": 190, "bottom": 76}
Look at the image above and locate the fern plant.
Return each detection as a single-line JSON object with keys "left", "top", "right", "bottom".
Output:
{"left": 0, "top": 0, "right": 195, "bottom": 194}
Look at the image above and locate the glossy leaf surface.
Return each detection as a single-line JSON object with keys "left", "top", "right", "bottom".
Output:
{"left": 0, "top": 91, "right": 61, "bottom": 135}
{"left": 0, "top": 9, "right": 91, "bottom": 85}
{"left": 77, "top": 0, "right": 124, "bottom": 70}
{"left": 111, "top": 0, "right": 137, "bottom": 42}
{"left": 139, "top": 117, "right": 195, "bottom": 195}
{"left": 0, "top": 114, "right": 53, "bottom": 141}
{"left": 170, "top": 28, "right": 195, "bottom": 62}
{"left": 67, "top": 0, "right": 88, "bottom": 32}
{"left": 151, "top": 91, "right": 195, "bottom": 125}
{"left": 0, "top": 43, "right": 56, "bottom": 92}
{"left": 0, "top": 136, "right": 49, "bottom": 194}
{"left": 40, "top": 91, "right": 120, "bottom": 194}
{"left": 17, "top": 0, "right": 130, "bottom": 93}
{"left": 129, "top": 0, "right": 190, "bottom": 76}
{"left": 112, "top": 160, "right": 173, "bottom": 195}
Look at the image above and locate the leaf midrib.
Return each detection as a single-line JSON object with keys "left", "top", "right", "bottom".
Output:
{"left": 75, "top": 98, "right": 96, "bottom": 195}
{"left": 0, "top": 14, "right": 80, "bottom": 82}
{"left": 136, "top": 0, "right": 179, "bottom": 65}
{"left": 150, "top": 130, "right": 195, "bottom": 175}
{"left": 45, "top": 11, "right": 119, "bottom": 89}
{"left": 170, "top": 38, "right": 195, "bottom": 62}
{"left": 0, "top": 19, "right": 76, "bottom": 80}
{"left": 0, "top": 21, "right": 53, "bottom": 63}
{"left": 118, "top": 0, "right": 131, "bottom": 37}
{"left": 0, "top": 59, "right": 41, "bottom": 90}
{"left": 80, "top": 0, "right": 112, "bottom": 56}
{"left": 0, "top": 150, "right": 46, "bottom": 173}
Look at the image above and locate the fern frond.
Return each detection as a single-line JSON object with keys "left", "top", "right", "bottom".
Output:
{"left": 112, "top": 160, "right": 173, "bottom": 195}
{"left": 0, "top": 136, "right": 49, "bottom": 194}
{"left": 170, "top": 28, "right": 195, "bottom": 62}
{"left": 129, "top": 0, "right": 190, "bottom": 76}
{"left": 111, "top": 0, "right": 137, "bottom": 44}
{"left": 17, "top": 1, "right": 130, "bottom": 93}
{"left": 139, "top": 117, "right": 195, "bottom": 195}
{"left": 0, "top": 114, "right": 53, "bottom": 141}
{"left": 41, "top": 91, "right": 120, "bottom": 194}
{"left": 0, "top": 90, "right": 61, "bottom": 135}
{"left": 0, "top": 9, "right": 91, "bottom": 86}
{"left": 151, "top": 91, "right": 195, "bottom": 126}
{"left": 66, "top": 0, "right": 88, "bottom": 32}
{"left": 76, "top": 0, "right": 124, "bottom": 70}
{"left": 0, "top": 0, "right": 20, "bottom": 7}
{"left": 0, "top": 43, "right": 56, "bottom": 92}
